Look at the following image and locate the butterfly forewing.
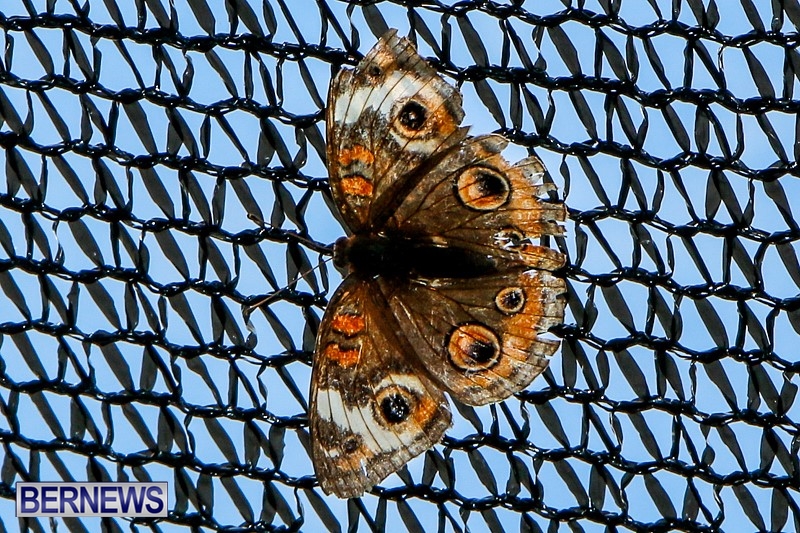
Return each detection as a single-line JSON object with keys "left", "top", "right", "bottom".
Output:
{"left": 326, "top": 29, "right": 467, "bottom": 232}
{"left": 311, "top": 277, "right": 451, "bottom": 498}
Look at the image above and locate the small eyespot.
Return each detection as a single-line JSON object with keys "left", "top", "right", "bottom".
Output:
{"left": 398, "top": 101, "right": 427, "bottom": 131}
{"left": 494, "top": 226, "right": 526, "bottom": 249}
{"left": 380, "top": 393, "right": 411, "bottom": 424}
{"left": 495, "top": 287, "right": 526, "bottom": 315}
{"left": 455, "top": 167, "right": 510, "bottom": 211}
{"left": 343, "top": 436, "right": 359, "bottom": 454}
{"left": 367, "top": 65, "right": 382, "bottom": 78}
{"left": 447, "top": 323, "right": 502, "bottom": 371}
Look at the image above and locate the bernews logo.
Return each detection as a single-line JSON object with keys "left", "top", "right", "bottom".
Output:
{"left": 16, "top": 482, "right": 168, "bottom": 517}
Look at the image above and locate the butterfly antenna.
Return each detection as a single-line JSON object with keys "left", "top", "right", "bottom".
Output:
{"left": 247, "top": 213, "right": 334, "bottom": 254}
{"left": 247, "top": 253, "right": 334, "bottom": 312}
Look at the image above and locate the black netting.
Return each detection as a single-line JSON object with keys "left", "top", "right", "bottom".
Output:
{"left": 0, "top": 0, "right": 798, "bottom": 531}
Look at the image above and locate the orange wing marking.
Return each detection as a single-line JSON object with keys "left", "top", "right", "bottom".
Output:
{"left": 323, "top": 343, "right": 360, "bottom": 367}
{"left": 341, "top": 175, "right": 374, "bottom": 197}
{"left": 338, "top": 145, "right": 375, "bottom": 166}
{"left": 330, "top": 313, "right": 366, "bottom": 337}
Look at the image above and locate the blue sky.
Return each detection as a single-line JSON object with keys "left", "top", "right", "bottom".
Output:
{"left": 0, "top": 0, "right": 797, "bottom": 531}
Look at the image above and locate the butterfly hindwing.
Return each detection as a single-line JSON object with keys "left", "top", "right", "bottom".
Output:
{"left": 373, "top": 133, "right": 568, "bottom": 404}
{"left": 378, "top": 270, "right": 566, "bottom": 405}
{"left": 327, "top": 29, "right": 468, "bottom": 232}
{"left": 386, "top": 134, "right": 567, "bottom": 272}
{"left": 311, "top": 277, "right": 452, "bottom": 498}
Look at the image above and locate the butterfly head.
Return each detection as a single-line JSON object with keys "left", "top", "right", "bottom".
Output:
{"left": 331, "top": 234, "right": 401, "bottom": 276}
{"left": 332, "top": 236, "right": 354, "bottom": 270}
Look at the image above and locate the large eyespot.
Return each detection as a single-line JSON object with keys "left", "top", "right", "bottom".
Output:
{"left": 375, "top": 385, "right": 414, "bottom": 424}
{"left": 455, "top": 167, "right": 510, "bottom": 211}
{"left": 447, "top": 323, "right": 502, "bottom": 371}
{"left": 495, "top": 287, "right": 526, "bottom": 315}
{"left": 380, "top": 393, "right": 410, "bottom": 424}
{"left": 398, "top": 100, "right": 427, "bottom": 131}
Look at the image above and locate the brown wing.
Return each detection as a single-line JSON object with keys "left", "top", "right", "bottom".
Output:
{"left": 378, "top": 270, "right": 566, "bottom": 406}
{"left": 372, "top": 132, "right": 567, "bottom": 405}
{"left": 326, "top": 29, "right": 467, "bottom": 233}
{"left": 310, "top": 276, "right": 452, "bottom": 498}
{"left": 386, "top": 134, "right": 566, "bottom": 271}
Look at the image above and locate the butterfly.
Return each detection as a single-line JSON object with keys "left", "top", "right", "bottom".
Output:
{"left": 310, "top": 29, "right": 567, "bottom": 498}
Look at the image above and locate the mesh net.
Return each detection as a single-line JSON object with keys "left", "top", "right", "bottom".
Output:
{"left": 1, "top": 0, "right": 799, "bottom": 531}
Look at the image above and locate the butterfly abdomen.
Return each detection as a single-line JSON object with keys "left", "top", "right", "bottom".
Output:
{"left": 334, "top": 234, "right": 499, "bottom": 279}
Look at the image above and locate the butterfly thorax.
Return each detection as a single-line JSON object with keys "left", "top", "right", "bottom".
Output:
{"left": 333, "top": 234, "right": 499, "bottom": 279}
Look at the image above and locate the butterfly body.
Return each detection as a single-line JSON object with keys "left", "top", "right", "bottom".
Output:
{"left": 311, "top": 30, "right": 567, "bottom": 498}
{"left": 334, "top": 234, "right": 499, "bottom": 279}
